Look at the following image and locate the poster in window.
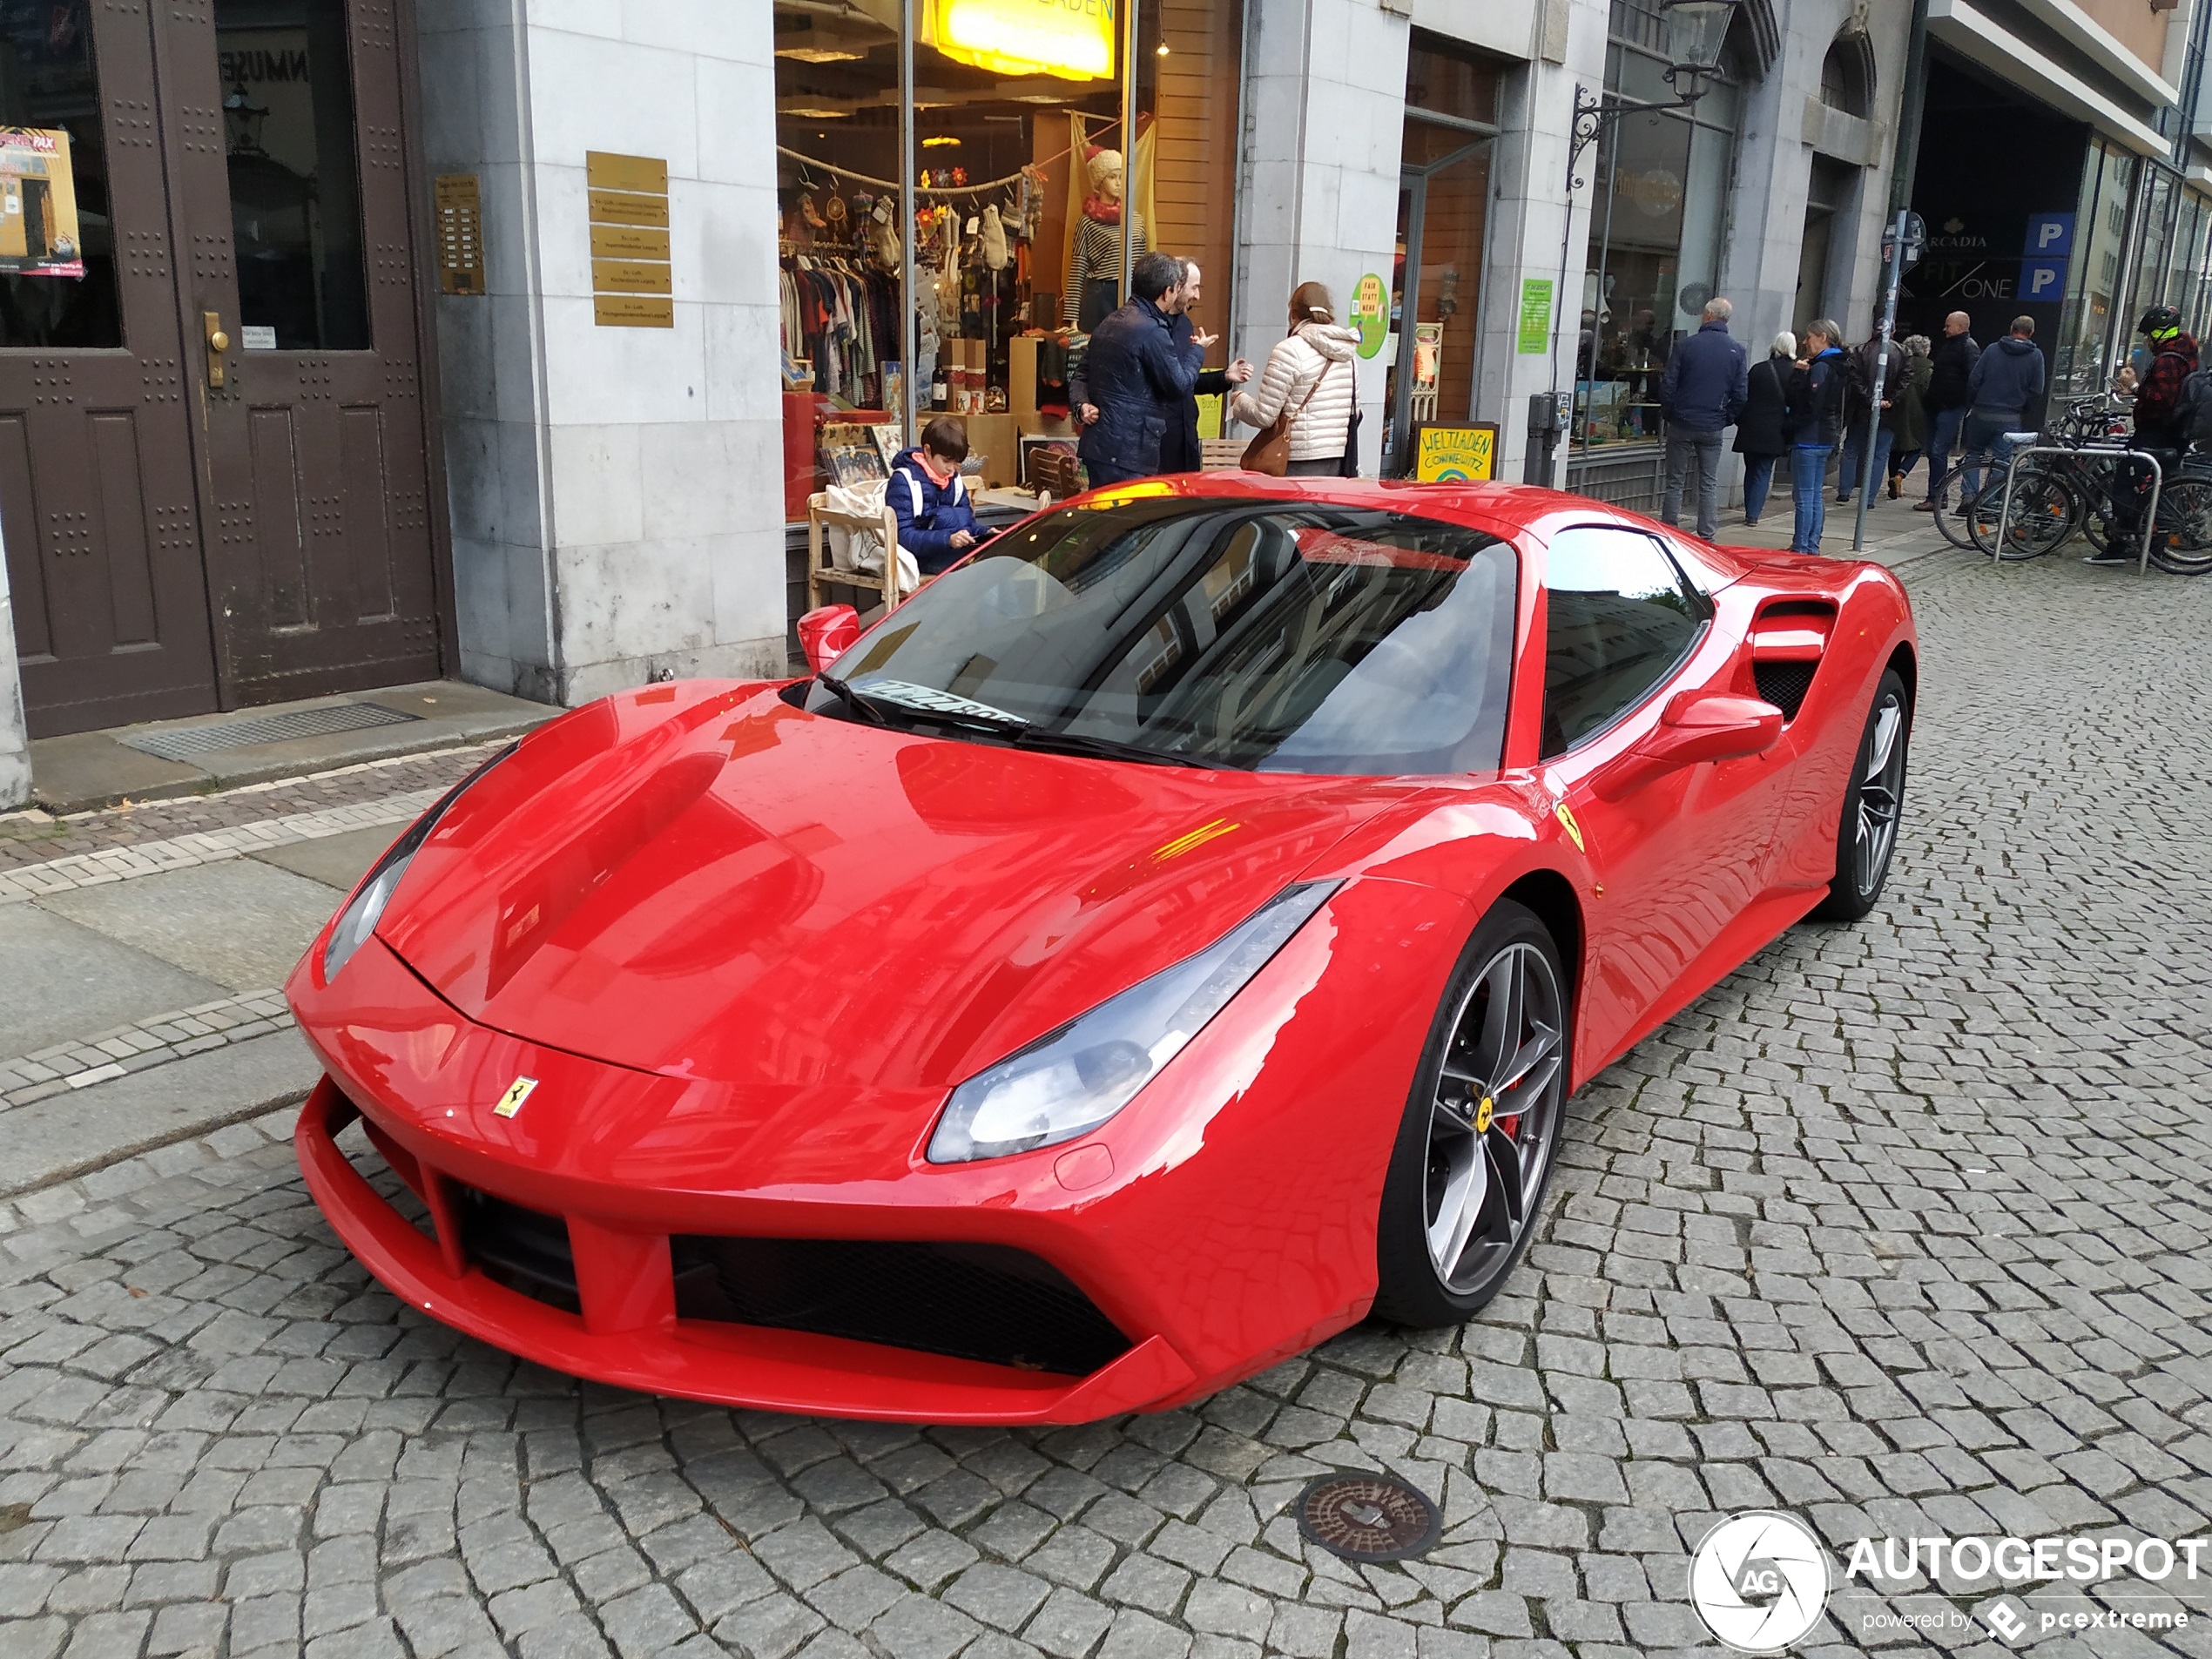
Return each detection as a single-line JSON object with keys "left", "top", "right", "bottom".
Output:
{"left": 0, "top": 128, "right": 84, "bottom": 278}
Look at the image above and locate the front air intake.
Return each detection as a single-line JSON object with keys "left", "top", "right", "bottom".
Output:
{"left": 669, "top": 1237, "right": 1133, "bottom": 1376}
{"left": 458, "top": 1187, "right": 581, "bottom": 1313}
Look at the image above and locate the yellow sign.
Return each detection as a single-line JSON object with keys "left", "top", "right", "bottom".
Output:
{"left": 595, "top": 295, "right": 675, "bottom": 327}
{"left": 590, "top": 225, "right": 670, "bottom": 260}
{"left": 585, "top": 151, "right": 667, "bottom": 193}
{"left": 1413, "top": 423, "right": 1498, "bottom": 483}
{"left": 0, "top": 128, "right": 83, "bottom": 276}
{"left": 492, "top": 1076, "right": 539, "bottom": 1119}
{"left": 928, "top": 0, "right": 1116, "bottom": 81}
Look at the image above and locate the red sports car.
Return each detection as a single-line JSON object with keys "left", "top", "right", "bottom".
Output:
{"left": 288, "top": 476, "right": 1915, "bottom": 1425}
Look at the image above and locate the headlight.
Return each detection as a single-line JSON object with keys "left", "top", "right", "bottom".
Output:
{"left": 322, "top": 745, "right": 516, "bottom": 981}
{"left": 927, "top": 881, "right": 1339, "bottom": 1163}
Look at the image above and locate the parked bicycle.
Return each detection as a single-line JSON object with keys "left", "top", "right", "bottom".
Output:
{"left": 1923, "top": 395, "right": 2212, "bottom": 573}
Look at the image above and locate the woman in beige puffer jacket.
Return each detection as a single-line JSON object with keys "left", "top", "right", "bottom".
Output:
{"left": 1232, "top": 280, "right": 1361, "bottom": 475}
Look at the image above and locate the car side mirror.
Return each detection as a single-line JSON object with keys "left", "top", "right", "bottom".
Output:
{"left": 1595, "top": 691, "right": 1783, "bottom": 799}
{"left": 798, "top": 604, "right": 860, "bottom": 676}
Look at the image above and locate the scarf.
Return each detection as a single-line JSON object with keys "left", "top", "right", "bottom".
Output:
{"left": 1082, "top": 197, "right": 1122, "bottom": 226}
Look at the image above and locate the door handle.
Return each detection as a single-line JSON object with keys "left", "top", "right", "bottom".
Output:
{"left": 203, "top": 311, "right": 229, "bottom": 388}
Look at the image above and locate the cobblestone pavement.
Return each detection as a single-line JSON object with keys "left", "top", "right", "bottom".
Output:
{"left": 3, "top": 545, "right": 2211, "bottom": 1659}
{"left": 0, "top": 748, "right": 499, "bottom": 874}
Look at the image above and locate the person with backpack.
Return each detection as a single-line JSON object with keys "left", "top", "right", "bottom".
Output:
{"left": 1733, "top": 330, "right": 1795, "bottom": 527}
{"left": 2095, "top": 305, "right": 2199, "bottom": 566}
{"left": 1784, "top": 320, "right": 1851, "bottom": 555}
{"left": 1836, "top": 319, "right": 1892, "bottom": 506}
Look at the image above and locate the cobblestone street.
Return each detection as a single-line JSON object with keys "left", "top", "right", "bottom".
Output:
{"left": 3, "top": 540, "right": 2210, "bottom": 1659}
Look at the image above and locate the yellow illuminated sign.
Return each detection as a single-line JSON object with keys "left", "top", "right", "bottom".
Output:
{"left": 928, "top": 0, "right": 1116, "bottom": 81}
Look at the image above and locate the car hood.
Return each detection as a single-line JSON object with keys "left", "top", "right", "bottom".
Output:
{"left": 380, "top": 684, "right": 1404, "bottom": 1089}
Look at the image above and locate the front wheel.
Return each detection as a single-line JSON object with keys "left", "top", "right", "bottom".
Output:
{"left": 1968, "top": 469, "right": 2079, "bottom": 559}
{"left": 1372, "top": 901, "right": 1571, "bottom": 1326}
{"left": 1811, "top": 667, "right": 1912, "bottom": 921}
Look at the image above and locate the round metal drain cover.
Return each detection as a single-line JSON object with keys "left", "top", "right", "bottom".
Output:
{"left": 1293, "top": 1472, "right": 1440, "bottom": 1562}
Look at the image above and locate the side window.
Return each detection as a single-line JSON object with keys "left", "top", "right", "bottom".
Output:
{"left": 1541, "top": 527, "right": 1710, "bottom": 758}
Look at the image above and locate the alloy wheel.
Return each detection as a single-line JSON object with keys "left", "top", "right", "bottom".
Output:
{"left": 1423, "top": 942, "right": 1565, "bottom": 1294}
{"left": 1854, "top": 691, "right": 1906, "bottom": 896}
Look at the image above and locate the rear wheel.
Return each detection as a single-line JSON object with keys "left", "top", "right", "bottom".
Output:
{"left": 1928, "top": 465, "right": 1983, "bottom": 550}
{"left": 1373, "top": 901, "right": 1570, "bottom": 1326}
{"left": 2148, "top": 476, "right": 2212, "bottom": 574}
{"left": 1811, "top": 667, "right": 1912, "bottom": 921}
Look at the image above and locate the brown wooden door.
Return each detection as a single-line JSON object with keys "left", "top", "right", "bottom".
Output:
{"left": 0, "top": 0, "right": 220, "bottom": 737}
{"left": 158, "top": 0, "right": 440, "bottom": 706}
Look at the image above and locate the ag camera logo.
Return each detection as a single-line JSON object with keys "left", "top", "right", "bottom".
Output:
{"left": 1690, "top": 1512, "right": 1831, "bottom": 1653}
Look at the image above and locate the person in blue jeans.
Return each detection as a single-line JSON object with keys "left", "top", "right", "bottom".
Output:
{"left": 1784, "top": 320, "right": 1850, "bottom": 555}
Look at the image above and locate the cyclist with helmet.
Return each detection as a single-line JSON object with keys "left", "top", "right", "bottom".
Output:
{"left": 2098, "top": 305, "right": 2198, "bottom": 564}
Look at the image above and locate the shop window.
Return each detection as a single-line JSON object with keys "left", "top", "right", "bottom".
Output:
{"left": 1572, "top": 5, "right": 1749, "bottom": 455}
{"left": 773, "top": 0, "right": 1243, "bottom": 523}
{"left": 0, "top": 0, "right": 120, "bottom": 349}
{"left": 1818, "top": 34, "right": 1872, "bottom": 119}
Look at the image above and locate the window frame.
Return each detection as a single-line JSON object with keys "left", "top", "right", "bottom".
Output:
{"left": 1536, "top": 523, "right": 1716, "bottom": 761}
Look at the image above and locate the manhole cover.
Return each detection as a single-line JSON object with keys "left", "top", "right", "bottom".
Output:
{"left": 1293, "top": 1472, "right": 1440, "bottom": 1562}
{"left": 118, "top": 701, "right": 420, "bottom": 762}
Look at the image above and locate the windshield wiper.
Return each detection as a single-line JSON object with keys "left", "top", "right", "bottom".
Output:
{"left": 1010, "top": 727, "right": 1213, "bottom": 768}
{"left": 815, "top": 671, "right": 889, "bottom": 725}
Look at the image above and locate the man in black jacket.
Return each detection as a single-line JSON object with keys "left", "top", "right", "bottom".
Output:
{"left": 1914, "top": 310, "right": 1978, "bottom": 509}
{"left": 1155, "top": 261, "right": 1253, "bottom": 474}
{"left": 1069, "top": 252, "right": 1205, "bottom": 487}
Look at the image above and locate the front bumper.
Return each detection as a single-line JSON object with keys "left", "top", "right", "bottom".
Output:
{"left": 287, "top": 899, "right": 1455, "bottom": 1422}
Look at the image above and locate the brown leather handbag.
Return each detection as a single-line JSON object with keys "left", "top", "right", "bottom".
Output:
{"left": 1241, "top": 356, "right": 1332, "bottom": 475}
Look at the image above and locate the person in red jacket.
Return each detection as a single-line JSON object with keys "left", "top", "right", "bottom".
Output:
{"left": 2095, "top": 307, "right": 2197, "bottom": 565}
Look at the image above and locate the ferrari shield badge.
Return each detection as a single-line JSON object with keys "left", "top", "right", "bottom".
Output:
{"left": 1553, "top": 801, "right": 1586, "bottom": 853}
{"left": 492, "top": 1076, "right": 539, "bottom": 1119}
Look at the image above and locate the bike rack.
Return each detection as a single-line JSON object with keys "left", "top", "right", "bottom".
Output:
{"left": 1994, "top": 443, "right": 2159, "bottom": 574}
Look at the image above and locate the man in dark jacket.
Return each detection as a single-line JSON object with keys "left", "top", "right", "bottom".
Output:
{"left": 1960, "top": 316, "right": 2047, "bottom": 497}
{"left": 1158, "top": 260, "right": 1252, "bottom": 474}
{"left": 1784, "top": 320, "right": 1851, "bottom": 554}
{"left": 1070, "top": 251, "right": 1205, "bottom": 487}
{"left": 889, "top": 416, "right": 981, "bottom": 576}
{"left": 1914, "top": 310, "right": 1978, "bottom": 510}
{"left": 1656, "top": 297, "right": 1749, "bottom": 540}
{"left": 2095, "top": 305, "right": 2199, "bottom": 564}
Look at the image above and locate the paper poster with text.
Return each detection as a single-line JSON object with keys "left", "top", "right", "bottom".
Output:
{"left": 0, "top": 128, "right": 84, "bottom": 278}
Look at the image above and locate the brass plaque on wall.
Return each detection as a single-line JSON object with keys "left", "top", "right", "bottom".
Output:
{"left": 585, "top": 151, "right": 667, "bottom": 193}
{"left": 587, "top": 189, "right": 669, "bottom": 226}
{"left": 595, "top": 295, "right": 675, "bottom": 327}
{"left": 587, "top": 153, "right": 672, "bottom": 327}
{"left": 590, "top": 225, "right": 671, "bottom": 260}
{"left": 592, "top": 259, "right": 672, "bottom": 294}
{"left": 435, "top": 173, "right": 483, "bottom": 295}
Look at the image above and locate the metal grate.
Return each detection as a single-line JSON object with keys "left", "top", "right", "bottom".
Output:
{"left": 119, "top": 702, "right": 420, "bottom": 761}
{"left": 1754, "top": 659, "right": 1817, "bottom": 721}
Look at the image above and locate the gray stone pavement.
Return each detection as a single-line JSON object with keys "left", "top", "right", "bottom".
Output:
{"left": 3, "top": 538, "right": 2211, "bottom": 1659}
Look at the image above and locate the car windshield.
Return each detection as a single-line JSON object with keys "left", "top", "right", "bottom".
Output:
{"left": 805, "top": 498, "right": 1518, "bottom": 775}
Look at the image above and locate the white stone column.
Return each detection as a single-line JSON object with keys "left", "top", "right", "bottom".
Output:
{"left": 419, "top": 1, "right": 787, "bottom": 707}
{"left": 0, "top": 516, "right": 28, "bottom": 810}
{"left": 1236, "top": 0, "right": 1411, "bottom": 475}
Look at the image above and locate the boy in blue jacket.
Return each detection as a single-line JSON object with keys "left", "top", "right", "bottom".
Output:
{"left": 890, "top": 417, "right": 981, "bottom": 576}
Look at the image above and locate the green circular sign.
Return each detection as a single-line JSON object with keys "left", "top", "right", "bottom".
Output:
{"left": 1351, "top": 273, "right": 1388, "bottom": 360}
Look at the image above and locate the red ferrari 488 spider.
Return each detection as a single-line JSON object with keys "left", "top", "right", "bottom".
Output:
{"left": 288, "top": 475, "right": 1915, "bottom": 1425}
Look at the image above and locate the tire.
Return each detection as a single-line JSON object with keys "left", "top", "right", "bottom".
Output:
{"left": 1372, "top": 900, "right": 1572, "bottom": 1327}
{"left": 1967, "top": 468, "right": 2079, "bottom": 559}
{"left": 2148, "top": 477, "right": 2212, "bottom": 575}
{"left": 1810, "top": 666, "right": 1912, "bottom": 922}
{"left": 1928, "top": 466, "right": 1983, "bottom": 550}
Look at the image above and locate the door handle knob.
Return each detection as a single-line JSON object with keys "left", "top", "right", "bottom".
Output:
{"left": 202, "top": 311, "right": 227, "bottom": 388}
{"left": 209, "top": 330, "right": 229, "bottom": 354}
